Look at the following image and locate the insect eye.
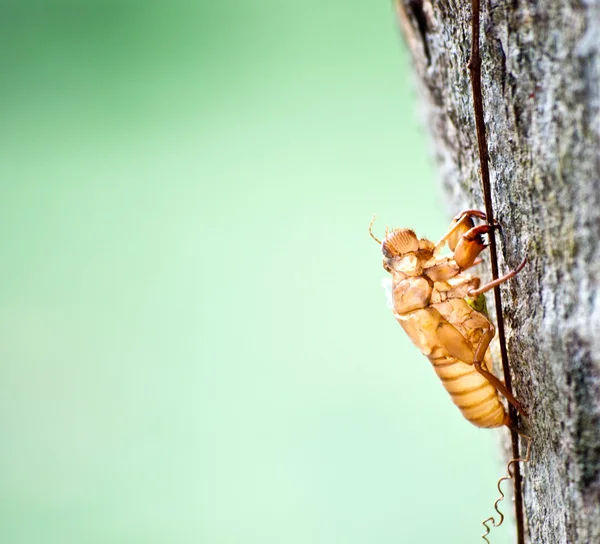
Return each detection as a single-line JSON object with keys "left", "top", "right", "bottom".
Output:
{"left": 382, "top": 241, "right": 399, "bottom": 259}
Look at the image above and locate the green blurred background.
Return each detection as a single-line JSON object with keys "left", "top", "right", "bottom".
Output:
{"left": 0, "top": 1, "right": 512, "bottom": 543}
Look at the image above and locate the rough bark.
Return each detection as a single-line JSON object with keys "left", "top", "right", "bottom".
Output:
{"left": 395, "top": 0, "right": 600, "bottom": 542}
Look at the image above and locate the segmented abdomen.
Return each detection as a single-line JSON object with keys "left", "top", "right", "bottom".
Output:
{"left": 430, "top": 355, "right": 507, "bottom": 428}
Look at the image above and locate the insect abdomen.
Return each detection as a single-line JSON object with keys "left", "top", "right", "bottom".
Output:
{"left": 431, "top": 357, "right": 507, "bottom": 428}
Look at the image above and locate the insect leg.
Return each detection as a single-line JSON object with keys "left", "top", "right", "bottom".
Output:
{"left": 434, "top": 209, "right": 494, "bottom": 257}
{"left": 452, "top": 208, "right": 487, "bottom": 226}
{"left": 468, "top": 257, "right": 527, "bottom": 296}
{"left": 472, "top": 321, "right": 528, "bottom": 417}
{"left": 433, "top": 211, "right": 479, "bottom": 252}
{"left": 452, "top": 222, "right": 503, "bottom": 269}
{"left": 423, "top": 302, "right": 528, "bottom": 416}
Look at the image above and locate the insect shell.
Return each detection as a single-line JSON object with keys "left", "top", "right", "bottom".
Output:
{"left": 377, "top": 220, "right": 509, "bottom": 429}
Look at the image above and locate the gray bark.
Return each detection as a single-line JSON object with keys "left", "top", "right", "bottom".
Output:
{"left": 395, "top": 0, "right": 600, "bottom": 542}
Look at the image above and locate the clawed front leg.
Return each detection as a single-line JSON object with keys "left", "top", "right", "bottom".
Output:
{"left": 436, "top": 209, "right": 505, "bottom": 271}
{"left": 452, "top": 223, "right": 503, "bottom": 269}
{"left": 434, "top": 209, "right": 487, "bottom": 254}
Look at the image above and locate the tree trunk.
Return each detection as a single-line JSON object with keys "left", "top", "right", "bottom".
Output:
{"left": 395, "top": 1, "right": 600, "bottom": 542}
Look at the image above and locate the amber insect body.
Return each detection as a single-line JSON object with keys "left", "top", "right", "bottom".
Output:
{"left": 372, "top": 210, "right": 526, "bottom": 428}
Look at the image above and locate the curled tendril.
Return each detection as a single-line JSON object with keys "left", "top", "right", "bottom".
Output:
{"left": 481, "top": 433, "right": 532, "bottom": 543}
